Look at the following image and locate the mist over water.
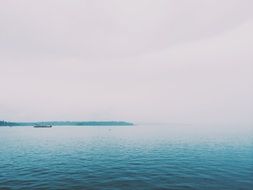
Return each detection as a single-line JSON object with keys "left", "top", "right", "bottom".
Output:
{"left": 0, "top": 1, "right": 253, "bottom": 189}
{"left": 1, "top": 0, "right": 253, "bottom": 125}
{"left": 0, "top": 125, "right": 252, "bottom": 190}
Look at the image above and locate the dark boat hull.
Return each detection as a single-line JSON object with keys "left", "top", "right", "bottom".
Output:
{"left": 33, "top": 125, "right": 52, "bottom": 128}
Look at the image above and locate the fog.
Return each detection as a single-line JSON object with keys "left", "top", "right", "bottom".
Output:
{"left": 0, "top": 0, "right": 252, "bottom": 126}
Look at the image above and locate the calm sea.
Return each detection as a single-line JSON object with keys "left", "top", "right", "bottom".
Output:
{"left": 0, "top": 125, "right": 252, "bottom": 190}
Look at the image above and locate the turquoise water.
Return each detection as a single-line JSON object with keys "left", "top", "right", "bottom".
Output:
{"left": 0, "top": 125, "right": 252, "bottom": 190}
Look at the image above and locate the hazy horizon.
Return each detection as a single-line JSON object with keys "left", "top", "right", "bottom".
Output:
{"left": 1, "top": 0, "right": 253, "bottom": 126}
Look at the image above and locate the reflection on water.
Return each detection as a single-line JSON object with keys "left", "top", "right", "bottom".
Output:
{"left": 0, "top": 125, "right": 252, "bottom": 190}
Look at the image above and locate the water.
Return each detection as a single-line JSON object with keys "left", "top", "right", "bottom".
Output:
{"left": 0, "top": 125, "right": 252, "bottom": 190}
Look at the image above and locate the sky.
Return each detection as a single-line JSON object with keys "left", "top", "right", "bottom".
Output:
{"left": 0, "top": 0, "right": 253, "bottom": 125}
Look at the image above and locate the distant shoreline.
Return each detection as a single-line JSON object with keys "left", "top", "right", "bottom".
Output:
{"left": 0, "top": 121, "right": 134, "bottom": 127}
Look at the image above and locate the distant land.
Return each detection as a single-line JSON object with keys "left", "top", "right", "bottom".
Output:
{"left": 0, "top": 120, "right": 134, "bottom": 126}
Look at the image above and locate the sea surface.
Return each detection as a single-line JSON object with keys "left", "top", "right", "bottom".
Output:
{"left": 0, "top": 125, "right": 252, "bottom": 190}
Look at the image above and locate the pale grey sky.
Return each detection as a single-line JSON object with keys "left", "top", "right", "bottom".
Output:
{"left": 0, "top": 0, "right": 253, "bottom": 125}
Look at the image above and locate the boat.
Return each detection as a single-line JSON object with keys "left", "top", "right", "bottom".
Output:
{"left": 33, "top": 125, "right": 52, "bottom": 128}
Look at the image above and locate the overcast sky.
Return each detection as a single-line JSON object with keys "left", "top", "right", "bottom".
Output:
{"left": 0, "top": 0, "right": 252, "bottom": 125}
